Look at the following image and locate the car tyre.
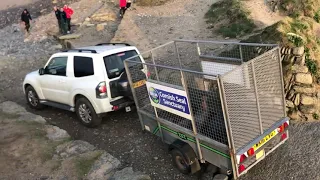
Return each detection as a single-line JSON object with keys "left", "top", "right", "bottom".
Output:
{"left": 25, "top": 86, "right": 45, "bottom": 110}
{"left": 75, "top": 97, "right": 102, "bottom": 128}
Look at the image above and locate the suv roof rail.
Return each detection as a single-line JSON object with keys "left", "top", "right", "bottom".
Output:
{"left": 62, "top": 49, "right": 97, "bottom": 53}
{"left": 96, "top": 43, "right": 131, "bottom": 46}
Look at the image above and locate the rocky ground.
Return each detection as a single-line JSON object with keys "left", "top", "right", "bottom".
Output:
{"left": 1, "top": 0, "right": 320, "bottom": 180}
{"left": 0, "top": 101, "right": 150, "bottom": 180}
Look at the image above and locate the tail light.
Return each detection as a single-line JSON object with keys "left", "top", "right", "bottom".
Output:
{"left": 247, "top": 148, "right": 255, "bottom": 156}
{"left": 278, "top": 120, "right": 289, "bottom": 133}
{"left": 96, "top": 81, "right": 107, "bottom": 98}
{"left": 281, "top": 133, "right": 288, "bottom": 141}
{"left": 239, "top": 154, "right": 247, "bottom": 163}
{"left": 238, "top": 164, "right": 246, "bottom": 174}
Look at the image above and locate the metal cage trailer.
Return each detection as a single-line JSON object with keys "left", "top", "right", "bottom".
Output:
{"left": 123, "top": 40, "right": 290, "bottom": 179}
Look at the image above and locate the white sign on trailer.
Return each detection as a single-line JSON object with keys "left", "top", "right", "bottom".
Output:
{"left": 146, "top": 81, "right": 192, "bottom": 120}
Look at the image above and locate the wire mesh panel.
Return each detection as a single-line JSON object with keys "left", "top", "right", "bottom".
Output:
{"left": 183, "top": 71, "right": 228, "bottom": 145}
{"left": 221, "top": 47, "right": 285, "bottom": 151}
{"left": 253, "top": 48, "right": 285, "bottom": 131}
{"left": 221, "top": 62, "right": 260, "bottom": 150}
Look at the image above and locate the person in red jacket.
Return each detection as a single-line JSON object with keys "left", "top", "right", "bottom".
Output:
{"left": 119, "top": 0, "right": 127, "bottom": 17}
{"left": 63, "top": 5, "right": 74, "bottom": 33}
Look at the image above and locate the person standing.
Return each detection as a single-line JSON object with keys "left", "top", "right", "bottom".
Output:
{"left": 21, "top": 9, "right": 32, "bottom": 33}
{"left": 59, "top": 8, "right": 68, "bottom": 35}
{"left": 119, "top": 0, "right": 127, "bottom": 17}
{"left": 63, "top": 5, "right": 74, "bottom": 34}
{"left": 54, "top": 6, "right": 63, "bottom": 34}
{"left": 126, "top": 0, "right": 132, "bottom": 9}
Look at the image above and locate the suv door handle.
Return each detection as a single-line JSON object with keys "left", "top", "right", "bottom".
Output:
{"left": 59, "top": 79, "right": 66, "bottom": 83}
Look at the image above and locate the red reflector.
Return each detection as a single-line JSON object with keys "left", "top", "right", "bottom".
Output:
{"left": 283, "top": 122, "right": 289, "bottom": 129}
{"left": 278, "top": 125, "right": 284, "bottom": 133}
{"left": 238, "top": 164, "right": 246, "bottom": 173}
{"left": 239, "top": 154, "right": 246, "bottom": 163}
{"left": 281, "top": 133, "right": 287, "bottom": 141}
{"left": 112, "top": 106, "right": 119, "bottom": 111}
{"left": 247, "top": 148, "right": 255, "bottom": 156}
{"left": 147, "top": 71, "right": 151, "bottom": 78}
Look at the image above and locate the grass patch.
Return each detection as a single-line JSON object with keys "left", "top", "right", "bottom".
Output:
{"left": 205, "top": 0, "right": 256, "bottom": 38}
{"left": 135, "top": 0, "right": 171, "bottom": 6}
{"left": 74, "top": 151, "right": 103, "bottom": 178}
{"left": 306, "top": 58, "right": 318, "bottom": 75}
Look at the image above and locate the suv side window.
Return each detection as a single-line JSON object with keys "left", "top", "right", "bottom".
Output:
{"left": 45, "top": 57, "right": 68, "bottom": 76}
{"left": 74, "top": 56, "right": 94, "bottom": 77}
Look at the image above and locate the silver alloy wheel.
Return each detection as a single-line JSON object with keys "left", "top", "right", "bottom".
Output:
{"left": 27, "top": 90, "right": 38, "bottom": 107}
{"left": 78, "top": 104, "right": 92, "bottom": 123}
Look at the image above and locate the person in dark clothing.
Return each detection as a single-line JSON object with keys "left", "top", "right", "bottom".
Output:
{"left": 54, "top": 6, "right": 63, "bottom": 34}
{"left": 59, "top": 8, "right": 68, "bottom": 35}
{"left": 21, "top": 9, "right": 32, "bottom": 33}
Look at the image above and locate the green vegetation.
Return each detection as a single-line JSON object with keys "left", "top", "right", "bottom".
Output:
{"left": 313, "top": 10, "right": 320, "bottom": 23}
{"left": 205, "top": 0, "right": 256, "bottom": 38}
{"left": 136, "top": 0, "right": 171, "bottom": 6}
{"left": 313, "top": 113, "right": 319, "bottom": 120}
{"left": 287, "top": 32, "right": 305, "bottom": 46}
{"left": 306, "top": 58, "right": 318, "bottom": 75}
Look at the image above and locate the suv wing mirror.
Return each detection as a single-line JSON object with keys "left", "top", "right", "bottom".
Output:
{"left": 39, "top": 68, "right": 45, "bottom": 75}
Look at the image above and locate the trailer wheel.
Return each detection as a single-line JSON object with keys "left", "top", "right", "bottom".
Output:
{"left": 171, "top": 149, "right": 191, "bottom": 174}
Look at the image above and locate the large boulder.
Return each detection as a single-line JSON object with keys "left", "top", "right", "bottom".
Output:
{"left": 0, "top": 101, "right": 46, "bottom": 124}
{"left": 110, "top": 167, "right": 151, "bottom": 180}
{"left": 46, "top": 125, "right": 70, "bottom": 141}
{"left": 86, "top": 152, "right": 121, "bottom": 180}
{"left": 295, "top": 73, "right": 313, "bottom": 84}
{"left": 55, "top": 140, "right": 96, "bottom": 159}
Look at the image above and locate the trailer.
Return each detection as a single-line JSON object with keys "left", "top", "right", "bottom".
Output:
{"left": 123, "top": 40, "right": 290, "bottom": 179}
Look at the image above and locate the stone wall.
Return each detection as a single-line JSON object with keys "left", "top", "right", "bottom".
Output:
{"left": 282, "top": 46, "right": 320, "bottom": 121}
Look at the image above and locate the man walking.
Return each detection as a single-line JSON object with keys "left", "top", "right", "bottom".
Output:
{"left": 63, "top": 5, "right": 74, "bottom": 34}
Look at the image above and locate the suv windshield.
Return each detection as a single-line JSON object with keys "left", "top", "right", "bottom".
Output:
{"left": 103, "top": 50, "right": 141, "bottom": 79}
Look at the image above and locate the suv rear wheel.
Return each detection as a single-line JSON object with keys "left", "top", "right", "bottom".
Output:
{"left": 75, "top": 97, "right": 102, "bottom": 127}
{"left": 25, "top": 86, "right": 45, "bottom": 110}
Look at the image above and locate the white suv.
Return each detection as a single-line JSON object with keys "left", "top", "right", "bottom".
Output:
{"left": 23, "top": 43, "right": 147, "bottom": 127}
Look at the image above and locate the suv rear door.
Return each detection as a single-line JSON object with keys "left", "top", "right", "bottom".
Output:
{"left": 103, "top": 50, "right": 143, "bottom": 99}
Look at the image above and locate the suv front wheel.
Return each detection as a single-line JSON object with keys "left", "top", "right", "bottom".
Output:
{"left": 75, "top": 97, "right": 102, "bottom": 127}
{"left": 25, "top": 86, "right": 45, "bottom": 110}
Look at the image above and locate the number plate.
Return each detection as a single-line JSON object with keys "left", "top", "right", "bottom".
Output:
{"left": 256, "top": 149, "right": 265, "bottom": 160}
{"left": 132, "top": 80, "right": 146, "bottom": 88}
{"left": 253, "top": 129, "right": 277, "bottom": 151}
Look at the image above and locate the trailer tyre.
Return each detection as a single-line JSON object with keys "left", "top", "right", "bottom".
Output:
{"left": 171, "top": 149, "right": 191, "bottom": 174}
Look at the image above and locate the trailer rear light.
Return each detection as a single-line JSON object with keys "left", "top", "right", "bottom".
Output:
{"left": 277, "top": 125, "right": 284, "bottom": 133}
{"left": 239, "top": 154, "right": 247, "bottom": 163}
{"left": 283, "top": 121, "right": 289, "bottom": 129}
{"left": 247, "top": 148, "right": 255, "bottom": 156}
{"left": 281, "top": 133, "right": 287, "bottom": 141}
{"left": 238, "top": 164, "right": 246, "bottom": 173}
{"left": 96, "top": 81, "right": 107, "bottom": 98}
